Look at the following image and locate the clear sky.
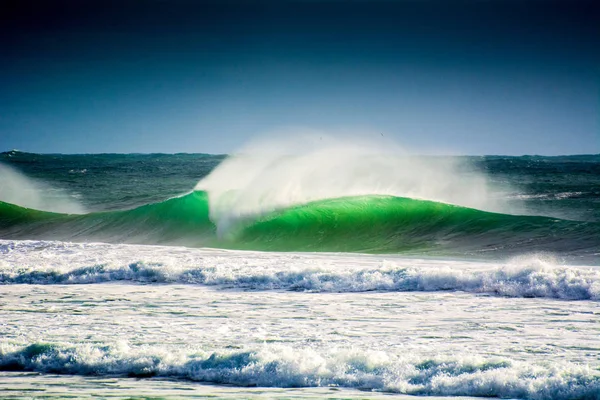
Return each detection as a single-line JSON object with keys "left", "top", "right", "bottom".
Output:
{"left": 1, "top": 0, "right": 598, "bottom": 155}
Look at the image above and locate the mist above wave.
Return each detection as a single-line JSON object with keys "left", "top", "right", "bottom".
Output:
{"left": 195, "top": 133, "right": 516, "bottom": 236}
{"left": 0, "top": 162, "right": 85, "bottom": 214}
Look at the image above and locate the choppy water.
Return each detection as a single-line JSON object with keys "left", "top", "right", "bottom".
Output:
{"left": 0, "top": 146, "right": 599, "bottom": 399}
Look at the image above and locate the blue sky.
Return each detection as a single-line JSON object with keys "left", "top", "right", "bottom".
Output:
{"left": 1, "top": 0, "right": 598, "bottom": 155}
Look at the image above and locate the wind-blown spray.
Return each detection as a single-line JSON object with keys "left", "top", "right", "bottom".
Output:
{"left": 0, "top": 162, "right": 85, "bottom": 214}
{"left": 195, "top": 133, "right": 511, "bottom": 236}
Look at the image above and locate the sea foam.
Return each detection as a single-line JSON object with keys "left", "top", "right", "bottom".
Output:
{"left": 0, "top": 341, "right": 598, "bottom": 399}
{"left": 1, "top": 240, "right": 598, "bottom": 300}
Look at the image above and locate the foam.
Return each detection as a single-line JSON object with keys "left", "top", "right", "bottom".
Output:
{"left": 2, "top": 240, "right": 598, "bottom": 300}
{"left": 0, "top": 341, "right": 598, "bottom": 398}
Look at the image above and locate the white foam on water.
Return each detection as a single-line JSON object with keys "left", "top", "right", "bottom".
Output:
{"left": 1, "top": 240, "right": 598, "bottom": 299}
{"left": 0, "top": 341, "right": 598, "bottom": 399}
{"left": 2, "top": 240, "right": 599, "bottom": 400}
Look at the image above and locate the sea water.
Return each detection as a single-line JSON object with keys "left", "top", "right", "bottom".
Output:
{"left": 0, "top": 142, "right": 599, "bottom": 399}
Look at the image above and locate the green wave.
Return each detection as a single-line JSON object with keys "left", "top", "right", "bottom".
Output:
{"left": 0, "top": 191, "right": 215, "bottom": 247}
{"left": 234, "top": 195, "right": 571, "bottom": 253}
{"left": 1, "top": 191, "right": 598, "bottom": 255}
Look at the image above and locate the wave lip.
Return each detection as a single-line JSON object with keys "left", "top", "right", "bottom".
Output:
{"left": 1, "top": 342, "right": 599, "bottom": 399}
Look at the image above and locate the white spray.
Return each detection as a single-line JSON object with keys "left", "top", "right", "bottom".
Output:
{"left": 0, "top": 162, "right": 85, "bottom": 214}
{"left": 195, "top": 132, "right": 516, "bottom": 235}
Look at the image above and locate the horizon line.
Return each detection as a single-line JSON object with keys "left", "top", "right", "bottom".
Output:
{"left": 2, "top": 149, "right": 599, "bottom": 158}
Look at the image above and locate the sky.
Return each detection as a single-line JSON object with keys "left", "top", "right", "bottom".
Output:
{"left": 1, "top": 0, "right": 598, "bottom": 155}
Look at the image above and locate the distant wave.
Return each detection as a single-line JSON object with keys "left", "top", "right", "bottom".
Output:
{"left": 1, "top": 341, "right": 598, "bottom": 399}
{"left": 2, "top": 241, "right": 598, "bottom": 300}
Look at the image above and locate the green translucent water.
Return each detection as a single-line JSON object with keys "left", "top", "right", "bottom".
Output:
{"left": 1, "top": 151, "right": 599, "bottom": 260}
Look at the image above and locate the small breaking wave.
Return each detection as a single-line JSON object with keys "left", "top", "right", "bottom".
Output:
{"left": 0, "top": 341, "right": 598, "bottom": 399}
{"left": 1, "top": 241, "right": 598, "bottom": 300}
{"left": 508, "top": 192, "right": 586, "bottom": 201}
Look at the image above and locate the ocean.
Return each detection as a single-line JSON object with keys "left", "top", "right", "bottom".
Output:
{"left": 1, "top": 144, "right": 599, "bottom": 399}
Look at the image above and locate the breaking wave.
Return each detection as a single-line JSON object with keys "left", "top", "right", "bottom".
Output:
{"left": 2, "top": 241, "right": 599, "bottom": 299}
{"left": 0, "top": 341, "right": 598, "bottom": 399}
{"left": 0, "top": 190, "right": 598, "bottom": 256}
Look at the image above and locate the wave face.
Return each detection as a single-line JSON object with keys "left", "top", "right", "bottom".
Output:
{"left": 0, "top": 191, "right": 215, "bottom": 247}
{"left": 1, "top": 192, "right": 599, "bottom": 257}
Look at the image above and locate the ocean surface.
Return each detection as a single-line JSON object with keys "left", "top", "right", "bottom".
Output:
{"left": 1, "top": 146, "right": 599, "bottom": 399}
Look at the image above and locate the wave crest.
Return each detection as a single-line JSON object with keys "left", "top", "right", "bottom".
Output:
{"left": 2, "top": 241, "right": 598, "bottom": 300}
{"left": 1, "top": 341, "right": 598, "bottom": 398}
{"left": 195, "top": 134, "right": 514, "bottom": 235}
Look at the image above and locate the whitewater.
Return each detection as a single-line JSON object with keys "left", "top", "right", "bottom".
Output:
{"left": 1, "top": 138, "right": 599, "bottom": 399}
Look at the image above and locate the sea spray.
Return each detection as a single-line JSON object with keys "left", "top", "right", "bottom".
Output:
{"left": 0, "top": 162, "right": 85, "bottom": 214}
{"left": 194, "top": 134, "right": 516, "bottom": 236}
